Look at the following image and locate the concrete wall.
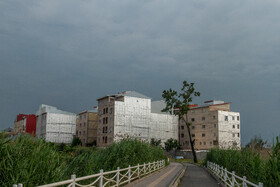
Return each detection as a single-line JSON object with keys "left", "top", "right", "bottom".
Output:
{"left": 166, "top": 150, "right": 208, "bottom": 160}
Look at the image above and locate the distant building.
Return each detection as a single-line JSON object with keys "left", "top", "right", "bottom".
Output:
{"left": 76, "top": 110, "right": 98, "bottom": 146}
{"left": 179, "top": 100, "right": 241, "bottom": 150}
{"left": 36, "top": 104, "right": 76, "bottom": 144}
{"left": 97, "top": 91, "right": 178, "bottom": 147}
{"left": 13, "top": 114, "right": 36, "bottom": 135}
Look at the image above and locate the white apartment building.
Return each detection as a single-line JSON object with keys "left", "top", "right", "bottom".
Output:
{"left": 179, "top": 100, "right": 241, "bottom": 150}
{"left": 97, "top": 91, "right": 178, "bottom": 147}
{"left": 36, "top": 104, "right": 76, "bottom": 144}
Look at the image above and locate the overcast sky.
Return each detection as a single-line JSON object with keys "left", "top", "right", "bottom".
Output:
{"left": 1, "top": 0, "right": 279, "bottom": 145}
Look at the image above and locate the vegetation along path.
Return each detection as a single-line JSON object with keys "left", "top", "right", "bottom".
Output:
{"left": 179, "top": 163, "right": 221, "bottom": 187}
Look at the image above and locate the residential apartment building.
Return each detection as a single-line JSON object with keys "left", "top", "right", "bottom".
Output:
{"left": 97, "top": 91, "right": 178, "bottom": 147}
{"left": 13, "top": 114, "right": 36, "bottom": 135}
{"left": 76, "top": 110, "right": 98, "bottom": 146}
{"left": 36, "top": 104, "right": 76, "bottom": 144}
{"left": 179, "top": 100, "right": 241, "bottom": 150}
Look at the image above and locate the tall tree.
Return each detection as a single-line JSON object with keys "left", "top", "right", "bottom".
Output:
{"left": 162, "top": 81, "right": 200, "bottom": 163}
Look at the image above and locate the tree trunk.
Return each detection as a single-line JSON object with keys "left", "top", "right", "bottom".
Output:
{"left": 186, "top": 122, "right": 197, "bottom": 163}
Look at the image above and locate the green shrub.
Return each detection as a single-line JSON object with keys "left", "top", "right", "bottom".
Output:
{"left": 205, "top": 136, "right": 280, "bottom": 186}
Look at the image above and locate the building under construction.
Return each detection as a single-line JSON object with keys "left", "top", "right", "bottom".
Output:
{"left": 97, "top": 91, "right": 178, "bottom": 147}
{"left": 36, "top": 104, "right": 76, "bottom": 144}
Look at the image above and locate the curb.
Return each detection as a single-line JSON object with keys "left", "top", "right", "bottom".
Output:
{"left": 168, "top": 163, "right": 186, "bottom": 187}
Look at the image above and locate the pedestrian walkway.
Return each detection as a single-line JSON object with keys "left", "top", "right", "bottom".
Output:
{"left": 179, "top": 163, "right": 222, "bottom": 187}
{"left": 130, "top": 162, "right": 183, "bottom": 187}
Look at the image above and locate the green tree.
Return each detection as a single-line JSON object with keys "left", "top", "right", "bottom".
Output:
{"left": 71, "top": 136, "right": 82, "bottom": 147}
{"left": 245, "top": 136, "right": 267, "bottom": 150}
{"left": 162, "top": 81, "right": 200, "bottom": 163}
{"left": 164, "top": 138, "right": 180, "bottom": 152}
{"left": 150, "top": 138, "right": 162, "bottom": 147}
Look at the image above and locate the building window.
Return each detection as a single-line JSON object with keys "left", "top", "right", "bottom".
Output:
{"left": 80, "top": 123, "right": 82, "bottom": 127}
{"left": 213, "top": 140, "right": 218, "bottom": 145}
{"left": 106, "top": 108, "right": 108, "bottom": 114}
{"left": 214, "top": 124, "right": 217, "bottom": 128}
{"left": 84, "top": 122, "right": 86, "bottom": 127}
{"left": 181, "top": 133, "right": 184, "bottom": 138}
{"left": 84, "top": 114, "right": 86, "bottom": 118}
{"left": 202, "top": 117, "right": 205, "bottom": 121}
{"left": 191, "top": 118, "right": 195, "bottom": 122}
{"left": 232, "top": 116, "right": 235, "bottom": 120}
{"left": 79, "top": 131, "right": 81, "bottom": 135}
{"left": 237, "top": 116, "right": 240, "bottom": 121}
{"left": 233, "top": 133, "right": 235, "bottom": 137}
{"left": 181, "top": 126, "right": 184, "bottom": 130}
{"left": 202, "top": 125, "right": 206, "bottom": 129}
{"left": 79, "top": 116, "right": 82, "bottom": 119}
{"left": 210, "top": 141, "right": 212, "bottom": 145}
{"left": 192, "top": 126, "right": 195, "bottom": 129}
{"left": 202, "top": 133, "right": 205, "bottom": 137}
{"left": 204, "top": 142, "right": 206, "bottom": 145}
{"left": 225, "top": 116, "right": 228, "bottom": 121}
{"left": 237, "top": 133, "right": 240, "bottom": 137}
{"left": 191, "top": 134, "right": 195, "bottom": 138}
{"left": 233, "top": 125, "right": 235, "bottom": 128}
{"left": 237, "top": 124, "right": 240, "bottom": 129}
{"left": 103, "top": 108, "right": 105, "bottom": 114}
{"left": 105, "top": 136, "right": 108, "bottom": 143}
{"left": 200, "top": 142, "right": 202, "bottom": 145}
{"left": 106, "top": 117, "right": 108, "bottom": 124}
{"left": 214, "top": 133, "right": 216, "bottom": 137}
{"left": 213, "top": 116, "right": 216, "bottom": 119}
{"left": 109, "top": 108, "right": 113, "bottom": 114}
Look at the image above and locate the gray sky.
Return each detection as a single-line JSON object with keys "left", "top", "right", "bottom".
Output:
{"left": 1, "top": 0, "right": 279, "bottom": 145}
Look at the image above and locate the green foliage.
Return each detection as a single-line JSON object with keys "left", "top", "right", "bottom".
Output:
{"left": 161, "top": 80, "right": 200, "bottom": 120}
{"left": 164, "top": 138, "right": 180, "bottom": 152}
{"left": 150, "top": 138, "right": 161, "bottom": 147}
{"left": 71, "top": 136, "right": 82, "bottom": 147}
{"left": 205, "top": 136, "right": 280, "bottom": 186}
{"left": 0, "top": 134, "right": 66, "bottom": 186}
{"left": 0, "top": 134, "right": 166, "bottom": 186}
{"left": 246, "top": 136, "right": 267, "bottom": 150}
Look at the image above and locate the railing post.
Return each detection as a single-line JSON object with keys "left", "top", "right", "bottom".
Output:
{"left": 242, "top": 176, "right": 246, "bottom": 187}
{"left": 71, "top": 174, "right": 76, "bottom": 187}
{"left": 224, "top": 168, "right": 228, "bottom": 181}
{"left": 13, "top": 185, "right": 17, "bottom": 187}
{"left": 149, "top": 162, "right": 151, "bottom": 173}
{"left": 99, "top": 169, "right": 103, "bottom": 187}
{"left": 259, "top": 182, "right": 263, "bottom": 187}
{"left": 168, "top": 157, "right": 169, "bottom": 163}
{"left": 117, "top": 167, "right": 120, "bottom": 186}
{"left": 128, "top": 165, "right": 131, "bottom": 183}
{"left": 144, "top": 163, "right": 146, "bottom": 175}
{"left": 232, "top": 171, "right": 235, "bottom": 187}
{"left": 137, "top": 164, "right": 140, "bottom": 178}
{"left": 18, "top": 184, "right": 23, "bottom": 187}
{"left": 153, "top": 161, "right": 155, "bottom": 171}
{"left": 157, "top": 161, "right": 159, "bottom": 170}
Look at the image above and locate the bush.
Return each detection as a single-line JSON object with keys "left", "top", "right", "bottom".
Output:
{"left": 205, "top": 136, "right": 280, "bottom": 186}
{"left": 0, "top": 134, "right": 166, "bottom": 186}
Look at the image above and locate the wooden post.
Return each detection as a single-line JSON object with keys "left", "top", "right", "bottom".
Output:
{"left": 71, "top": 174, "right": 76, "bottom": 187}
{"left": 99, "top": 169, "right": 103, "bottom": 187}
{"left": 259, "top": 182, "right": 263, "bottom": 187}
{"left": 137, "top": 164, "right": 140, "bottom": 178}
{"left": 242, "top": 176, "right": 246, "bottom": 187}
{"left": 128, "top": 165, "right": 131, "bottom": 183}
{"left": 117, "top": 167, "right": 120, "bottom": 186}
{"left": 232, "top": 171, "right": 235, "bottom": 186}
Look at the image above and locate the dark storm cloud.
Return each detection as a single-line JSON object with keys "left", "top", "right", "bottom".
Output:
{"left": 0, "top": 0, "right": 279, "bottom": 145}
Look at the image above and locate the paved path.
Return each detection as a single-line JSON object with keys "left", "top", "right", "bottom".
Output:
{"left": 131, "top": 162, "right": 183, "bottom": 187}
{"left": 179, "top": 163, "right": 222, "bottom": 187}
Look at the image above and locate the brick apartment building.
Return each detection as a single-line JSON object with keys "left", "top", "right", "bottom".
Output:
{"left": 76, "top": 110, "right": 98, "bottom": 146}
{"left": 179, "top": 100, "right": 241, "bottom": 150}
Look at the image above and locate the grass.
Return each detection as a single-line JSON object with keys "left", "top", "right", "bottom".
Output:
{"left": 0, "top": 134, "right": 167, "bottom": 186}
{"left": 205, "top": 136, "right": 280, "bottom": 187}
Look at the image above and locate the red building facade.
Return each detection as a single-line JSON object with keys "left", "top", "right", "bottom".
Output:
{"left": 15, "top": 114, "right": 37, "bottom": 135}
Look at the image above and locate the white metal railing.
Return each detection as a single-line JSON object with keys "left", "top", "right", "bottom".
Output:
{"left": 13, "top": 160, "right": 166, "bottom": 187}
{"left": 207, "top": 161, "right": 263, "bottom": 187}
